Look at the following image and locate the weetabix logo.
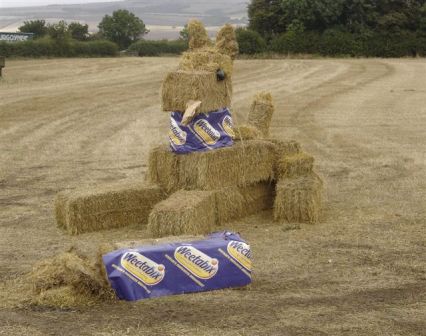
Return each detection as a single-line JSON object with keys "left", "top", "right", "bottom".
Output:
{"left": 121, "top": 252, "right": 165, "bottom": 286}
{"left": 174, "top": 246, "right": 219, "bottom": 280}
{"left": 169, "top": 118, "right": 187, "bottom": 145}
{"left": 193, "top": 119, "right": 220, "bottom": 145}
{"left": 222, "top": 115, "right": 235, "bottom": 138}
{"left": 227, "top": 241, "right": 252, "bottom": 271}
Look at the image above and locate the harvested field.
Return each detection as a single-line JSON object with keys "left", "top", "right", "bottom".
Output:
{"left": 0, "top": 57, "right": 425, "bottom": 335}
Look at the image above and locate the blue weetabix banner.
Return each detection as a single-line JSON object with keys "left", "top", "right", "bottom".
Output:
{"left": 168, "top": 107, "right": 235, "bottom": 154}
{"left": 102, "top": 231, "right": 252, "bottom": 301}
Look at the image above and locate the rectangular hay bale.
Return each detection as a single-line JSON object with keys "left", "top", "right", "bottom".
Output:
{"left": 147, "top": 145, "right": 179, "bottom": 192}
{"left": 148, "top": 190, "right": 216, "bottom": 237}
{"left": 161, "top": 70, "right": 232, "bottom": 114}
{"left": 274, "top": 172, "right": 323, "bottom": 224}
{"left": 269, "top": 139, "right": 301, "bottom": 157}
{"left": 276, "top": 152, "right": 314, "bottom": 178}
{"left": 215, "top": 183, "right": 275, "bottom": 224}
{"left": 147, "top": 140, "right": 277, "bottom": 193}
{"left": 56, "top": 182, "right": 166, "bottom": 235}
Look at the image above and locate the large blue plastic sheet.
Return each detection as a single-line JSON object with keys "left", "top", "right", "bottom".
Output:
{"left": 103, "top": 231, "right": 252, "bottom": 301}
{"left": 168, "top": 108, "right": 235, "bottom": 154}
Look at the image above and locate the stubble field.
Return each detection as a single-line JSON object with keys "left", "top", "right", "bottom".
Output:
{"left": 0, "top": 57, "right": 425, "bottom": 335}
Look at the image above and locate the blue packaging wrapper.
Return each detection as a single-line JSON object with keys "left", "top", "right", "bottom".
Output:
{"left": 102, "top": 231, "right": 252, "bottom": 301}
{"left": 168, "top": 107, "right": 235, "bottom": 154}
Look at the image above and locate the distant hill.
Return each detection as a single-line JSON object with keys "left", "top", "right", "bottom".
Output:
{"left": 0, "top": 0, "right": 249, "bottom": 39}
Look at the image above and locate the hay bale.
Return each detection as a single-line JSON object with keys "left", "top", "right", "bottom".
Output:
{"left": 55, "top": 193, "right": 68, "bottom": 229}
{"left": 276, "top": 152, "right": 314, "bottom": 178}
{"left": 179, "top": 48, "right": 234, "bottom": 78}
{"left": 148, "top": 190, "right": 216, "bottom": 237}
{"left": 55, "top": 182, "right": 166, "bottom": 235}
{"left": 215, "top": 24, "right": 239, "bottom": 59}
{"left": 161, "top": 70, "right": 232, "bottom": 113}
{"left": 29, "top": 252, "right": 106, "bottom": 294}
{"left": 269, "top": 139, "right": 301, "bottom": 157}
{"left": 273, "top": 172, "right": 323, "bottom": 224}
{"left": 215, "top": 183, "right": 275, "bottom": 224}
{"left": 233, "top": 125, "right": 262, "bottom": 140}
{"left": 247, "top": 92, "right": 275, "bottom": 137}
{"left": 147, "top": 145, "right": 179, "bottom": 192}
{"left": 27, "top": 248, "right": 116, "bottom": 308}
{"left": 187, "top": 19, "right": 211, "bottom": 50}
{"left": 146, "top": 140, "right": 276, "bottom": 193}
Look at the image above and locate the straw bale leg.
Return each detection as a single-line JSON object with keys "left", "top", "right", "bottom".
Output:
{"left": 273, "top": 173, "right": 323, "bottom": 224}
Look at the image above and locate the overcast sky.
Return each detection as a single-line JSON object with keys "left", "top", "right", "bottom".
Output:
{"left": 0, "top": 0, "right": 122, "bottom": 8}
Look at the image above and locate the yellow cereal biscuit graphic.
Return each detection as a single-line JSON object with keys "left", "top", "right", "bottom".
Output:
{"left": 174, "top": 245, "right": 219, "bottom": 280}
{"left": 193, "top": 119, "right": 220, "bottom": 145}
{"left": 121, "top": 252, "right": 165, "bottom": 286}
{"left": 227, "top": 241, "right": 252, "bottom": 271}
{"left": 169, "top": 118, "right": 187, "bottom": 145}
{"left": 222, "top": 115, "right": 235, "bottom": 138}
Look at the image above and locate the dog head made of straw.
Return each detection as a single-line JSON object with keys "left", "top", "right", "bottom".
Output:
{"left": 161, "top": 20, "right": 238, "bottom": 114}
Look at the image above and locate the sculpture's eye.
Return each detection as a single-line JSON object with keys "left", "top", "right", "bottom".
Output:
{"left": 216, "top": 69, "right": 225, "bottom": 81}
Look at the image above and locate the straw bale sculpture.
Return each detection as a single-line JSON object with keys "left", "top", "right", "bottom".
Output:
{"left": 55, "top": 20, "right": 323, "bottom": 237}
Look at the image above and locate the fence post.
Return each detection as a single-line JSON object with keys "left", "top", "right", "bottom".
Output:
{"left": 0, "top": 57, "right": 4, "bottom": 77}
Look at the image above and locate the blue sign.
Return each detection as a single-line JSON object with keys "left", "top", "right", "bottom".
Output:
{"left": 169, "top": 107, "right": 235, "bottom": 154}
{"left": 103, "top": 231, "right": 252, "bottom": 301}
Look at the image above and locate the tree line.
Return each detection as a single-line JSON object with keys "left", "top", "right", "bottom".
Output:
{"left": 17, "top": 9, "right": 147, "bottom": 49}
{"left": 0, "top": 9, "right": 190, "bottom": 58}
{"left": 239, "top": 0, "right": 426, "bottom": 56}
{"left": 3, "top": 2, "right": 426, "bottom": 58}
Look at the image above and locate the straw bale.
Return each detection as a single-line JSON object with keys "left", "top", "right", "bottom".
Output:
{"left": 248, "top": 92, "right": 275, "bottom": 137}
{"left": 147, "top": 145, "right": 179, "bottom": 192}
{"left": 55, "top": 192, "right": 68, "bottom": 229}
{"left": 148, "top": 190, "right": 216, "bottom": 237}
{"left": 27, "top": 249, "right": 116, "bottom": 308}
{"left": 233, "top": 125, "right": 261, "bottom": 140}
{"left": 276, "top": 152, "right": 314, "bottom": 178}
{"left": 273, "top": 172, "right": 323, "bottom": 224}
{"left": 215, "top": 183, "right": 275, "bottom": 224}
{"left": 269, "top": 139, "right": 301, "bottom": 157}
{"left": 55, "top": 182, "right": 165, "bottom": 235}
{"left": 161, "top": 70, "right": 232, "bottom": 113}
{"left": 179, "top": 48, "right": 233, "bottom": 78}
{"left": 145, "top": 145, "right": 179, "bottom": 192}
{"left": 146, "top": 140, "right": 277, "bottom": 193}
{"left": 29, "top": 252, "right": 106, "bottom": 295}
{"left": 187, "top": 19, "right": 211, "bottom": 50}
{"left": 215, "top": 24, "right": 239, "bottom": 59}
